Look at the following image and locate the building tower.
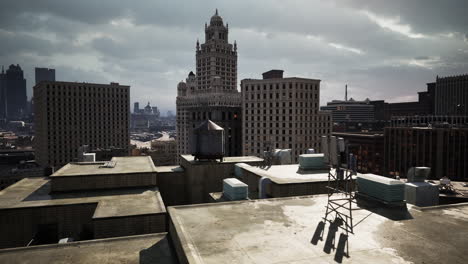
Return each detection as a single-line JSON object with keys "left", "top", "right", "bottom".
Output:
{"left": 176, "top": 10, "right": 241, "bottom": 158}
{"left": 34, "top": 81, "right": 130, "bottom": 169}
{"left": 0, "top": 64, "right": 27, "bottom": 120}
{"left": 241, "top": 70, "right": 332, "bottom": 162}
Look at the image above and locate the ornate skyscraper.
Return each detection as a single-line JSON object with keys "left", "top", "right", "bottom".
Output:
{"left": 177, "top": 10, "right": 241, "bottom": 158}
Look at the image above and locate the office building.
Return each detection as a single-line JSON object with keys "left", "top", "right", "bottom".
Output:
{"left": 35, "top": 67, "right": 55, "bottom": 85}
{"left": 384, "top": 116, "right": 468, "bottom": 180}
{"left": 434, "top": 74, "right": 468, "bottom": 115}
{"left": 34, "top": 81, "right": 130, "bottom": 168}
{"left": 333, "top": 132, "right": 384, "bottom": 175}
{"left": 241, "top": 70, "right": 332, "bottom": 162}
{"left": 0, "top": 64, "right": 27, "bottom": 120}
{"left": 321, "top": 98, "right": 374, "bottom": 123}
{"left": 176, "top": 10, "right": 241, "bottom": 157}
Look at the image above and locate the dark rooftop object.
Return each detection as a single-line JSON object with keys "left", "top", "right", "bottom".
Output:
{"left": 190, "top": 120, "right": 225, "bottom": 161}
{"left": 188, "top": 71, "right": 195, "bottom": 77}
{"left": 262, "top": 69, "right": 284, "bottom": 79}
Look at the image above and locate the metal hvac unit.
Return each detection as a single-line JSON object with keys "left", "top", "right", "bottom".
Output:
{"left": 190, "top": 120, "right": 225, "bottom": 161}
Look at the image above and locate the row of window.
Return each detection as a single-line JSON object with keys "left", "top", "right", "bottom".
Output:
{"left": 244, "top": 82, "right": 318, "bottom": 91}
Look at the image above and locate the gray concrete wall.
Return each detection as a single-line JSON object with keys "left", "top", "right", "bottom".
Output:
{"left": 157, "top": 170, "right": 187, "bottom": 206}
{"left": 0, "top": 203, "right": 97, "bottom": 249}
{"left": 51, "top": 172, "right": 157, "bottom": 192}
{"left": 93, "top": 214, "right": 166, "bottom": 239}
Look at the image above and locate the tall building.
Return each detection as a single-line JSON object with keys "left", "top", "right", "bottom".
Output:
{"left": 434, "top": 74, "right": 468, "bottom": 115}
{"left": 384, "top": 116, "right": 468, "bottom": 180}
{"left": 35, "top": 67, "right": 55, "bottom": 85}
{"left": 176, "top": 10, "right": 241, "bottom": 157}
{"left": 0, "top": 64, "right": 27, "bottom": 120}
{"left": 34, "top": 81, "right": 130, "bottom": 168}
{"left": 134, "top": 102, "right": 140, "bottom": 113}
{"left": 241, "top": 70, "right": 332, "bottom": 162}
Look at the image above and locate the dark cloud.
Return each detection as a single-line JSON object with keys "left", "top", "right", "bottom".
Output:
{"left": 0, "top": 0, "right": 467, "bottom": 113}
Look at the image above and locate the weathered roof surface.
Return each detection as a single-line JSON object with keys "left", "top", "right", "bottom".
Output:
{"left": 0, "top": 177, "right": 165, "bottom": 218}
{"left": 0, "top": 233, "right": 177, "bottom": 264}
{"left": 169, "top": 195, "right": 468, "bottom": 264}
{"left": 51, "top": 156, "right": 156, "bottom": 177}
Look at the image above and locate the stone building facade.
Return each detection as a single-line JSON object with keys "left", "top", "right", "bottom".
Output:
{"left": 241, "top": 70, "right": 332, "bottom": 162}
{"left": 176, "top": 10, "right": 241, "bottom": 157}
{"left": 34, "top": 81, "right": 130, "bottom": 169}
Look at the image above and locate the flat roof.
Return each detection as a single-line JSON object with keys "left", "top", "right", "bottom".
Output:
{"left": 238, "top": 163, "right": 355, "bottom": 184}
{"left": 0, "top": 177, "right": 165, "bottom": 218}
{"left": 181, "top": 155, "right": 263, "bottom": 165}
{"left": 0, "top": 233, "right": 177, "bottom": 264}
{"left": 169, "top": 195, "right": 468, "bottom": 263}
{"left": 52, "top": 156, "right": 156, "bottom": 177}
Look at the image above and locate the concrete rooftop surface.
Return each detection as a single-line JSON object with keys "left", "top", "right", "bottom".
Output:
{"left": 169, "top": 195, "right": 468, "bottom": 264}
{"left": 0, "top": 177, "right": 165, "bottom": 217}
{"left": 51, "top": 156, "right": 156, "bottom": 177}
{"left": 0, "top": 233, "right": 178, "bottom": 264}
{"left": 239, "top": 163, "right": 356, "bottom": 184}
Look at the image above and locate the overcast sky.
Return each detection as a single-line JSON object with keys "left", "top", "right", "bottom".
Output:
{"left": 1, "top": 0, "right": 467, "bottom": 114}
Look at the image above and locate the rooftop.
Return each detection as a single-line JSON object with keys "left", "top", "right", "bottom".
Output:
{"left": 0, "top": 177, "right": 165, "bottom": 218}
{"left": 51, "top": 156, "right": 156, "bottom": 177}
{"left": 238, "top": 163, "right": 351, "bottom": 184}
{"left": 0, "top": 233, "right": 177, "bottom": 264}
{"left": 181, "top": 155, "right": 263, "bottom": 165}
{"left": 169, "top": 194, "right": 468, "bottom": 263}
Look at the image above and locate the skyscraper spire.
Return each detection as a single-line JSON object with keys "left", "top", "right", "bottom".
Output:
{"left": 215, "top": 8, "right": 218, "bottom": 16}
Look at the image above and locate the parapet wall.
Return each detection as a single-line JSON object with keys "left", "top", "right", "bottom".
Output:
{"left": 51, "top": 172, "right": 157, "bottom": 192}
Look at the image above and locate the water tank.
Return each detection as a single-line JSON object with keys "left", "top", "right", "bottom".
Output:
{"left": 190, "top": 120, "right": 225, "bottom": 161}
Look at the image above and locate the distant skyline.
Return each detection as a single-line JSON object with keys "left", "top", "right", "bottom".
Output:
{"left": 1, "top": 0, "right": 467, "bottom": 113}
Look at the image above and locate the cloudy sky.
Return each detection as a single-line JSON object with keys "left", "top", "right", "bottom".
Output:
{"left": 1, "top": 0, "right": 467, "bottom": 114}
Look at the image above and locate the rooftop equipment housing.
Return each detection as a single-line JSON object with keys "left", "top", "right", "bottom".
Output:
{"left": 223, "top": 178, "right": 248, "bottom": 200}
{"left": 190, "top": 120, "right": 225, "bottom": 161}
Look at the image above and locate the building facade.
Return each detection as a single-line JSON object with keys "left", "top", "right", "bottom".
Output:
{"left": 35, "top": 67, "right": 55, "bottom": 85}
{"left": 0, "top": 64, "right": 27, "bottom": 120}
{"left": 384, "top": 116, "right": 468, "bottom": 180}
{"left": 241, "top": 70, "right": 332, "bottom": 162}
{"left": 150, "top": 138, "right": 177, "bottom": 165}
{"left": 434, "top": 74, "right": 468, "bottom": 115}
{"left": 321, "top": 98, "right": 374, "bottom": 123}
{"left": 333, "top": 132, "right": 384, "bottom": 175}
{"left": 34, "top": 81, "right": 130, "bottom": 169}
{"left": 176, "top": 10, "right": 241, "bottom": 157}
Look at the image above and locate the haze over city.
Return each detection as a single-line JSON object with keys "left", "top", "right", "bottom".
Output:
{"left": 1, "top": 0, "right": 468, "bottom": 113}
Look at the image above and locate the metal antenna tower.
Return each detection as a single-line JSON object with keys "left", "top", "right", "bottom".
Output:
{"left": 321, "top": 136, "right": 357, "bottom": 256}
